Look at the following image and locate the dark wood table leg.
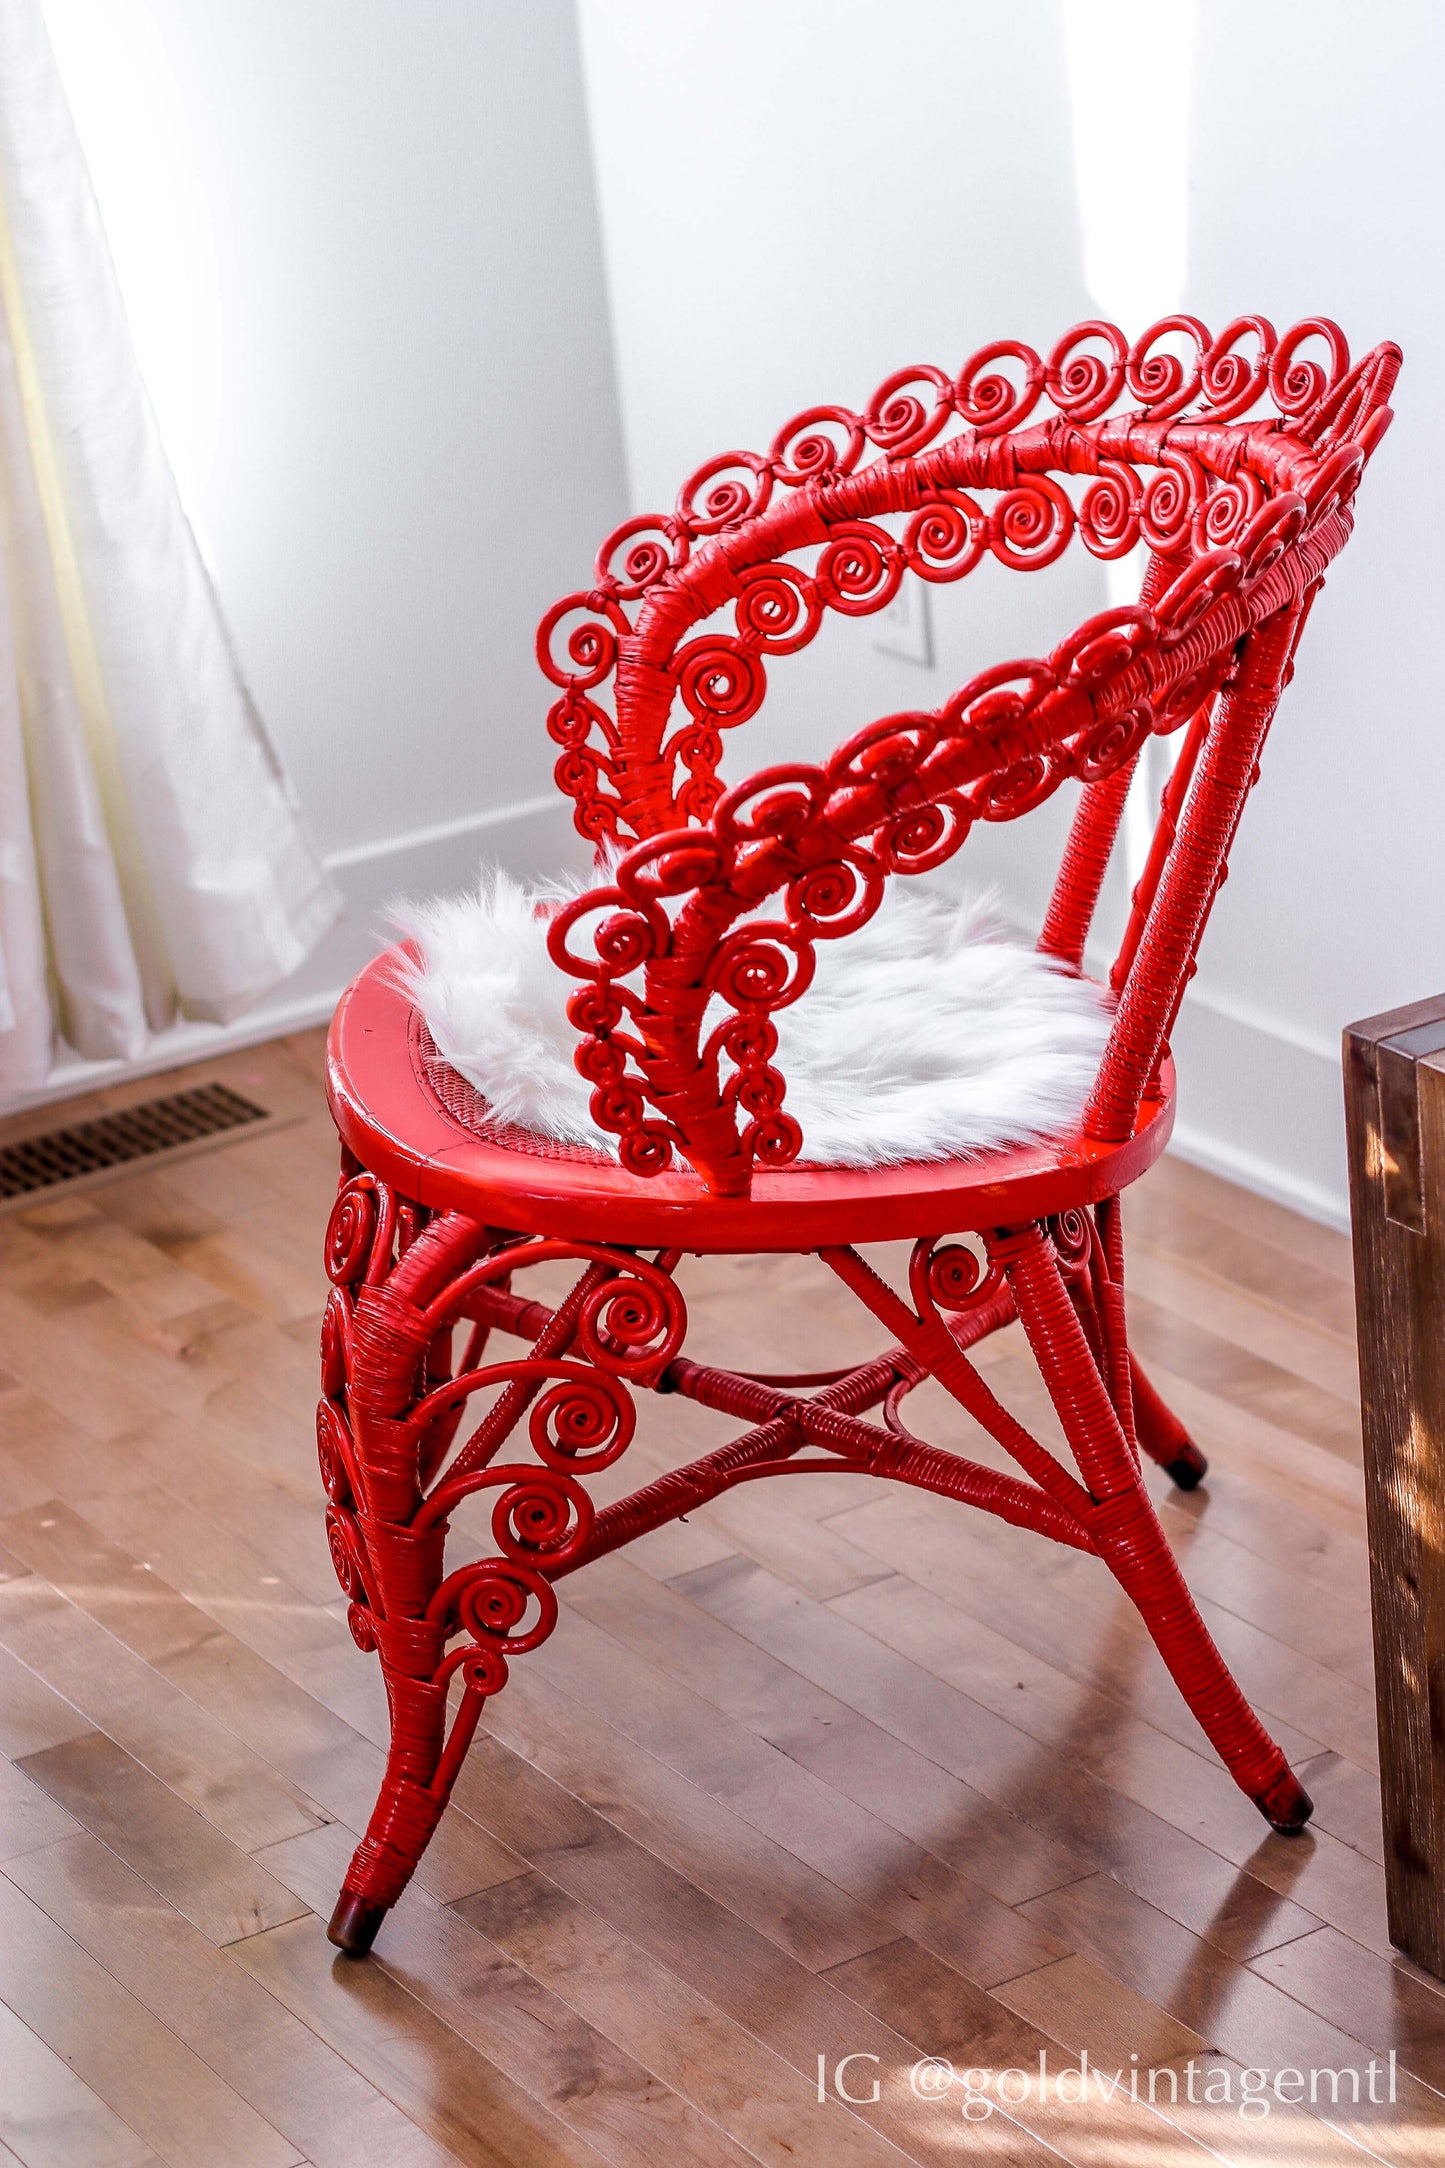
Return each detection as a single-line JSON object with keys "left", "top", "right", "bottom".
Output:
{"left": 1345, "top": 993, "right": 1445, "bottom": 1980}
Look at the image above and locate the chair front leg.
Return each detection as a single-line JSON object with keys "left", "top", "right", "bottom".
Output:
{"left": 316, "top": 1167, "right": 683, "bottom": 1954}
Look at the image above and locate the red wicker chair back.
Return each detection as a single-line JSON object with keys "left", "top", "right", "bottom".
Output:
{"left": 535, "top": 319, "right": 1400, "bottom": 1195}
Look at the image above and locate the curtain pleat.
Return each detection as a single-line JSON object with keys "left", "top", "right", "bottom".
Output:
{"left": 0, "top": 0, "right": 340, "bottom": 1098}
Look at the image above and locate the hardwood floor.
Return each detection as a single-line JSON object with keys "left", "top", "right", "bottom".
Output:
{"left": 0, "top": 1030, "right": 1432, "bottom": 2165}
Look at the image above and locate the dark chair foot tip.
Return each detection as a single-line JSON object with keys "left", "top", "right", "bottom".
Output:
{"left": 1165, "top": 1450, "right": 1208, "bottom": 1491}
{"left": 1255, "top": 1771, "right": 1314, "bottom": 1834}
{"left": 327, "top": 1891, "right": 386, "bottom": 1955}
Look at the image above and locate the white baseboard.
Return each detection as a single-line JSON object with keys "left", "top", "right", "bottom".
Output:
{"left": 1166, "top": 987, "right": 1350, "bottom": 1232}
{"left": 6, "top": 793, "right": 584, "bottom": 1118}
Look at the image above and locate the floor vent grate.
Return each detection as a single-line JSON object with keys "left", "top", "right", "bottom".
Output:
{"left": 0, "top": 1082, "right": 271, "bottom": 1203}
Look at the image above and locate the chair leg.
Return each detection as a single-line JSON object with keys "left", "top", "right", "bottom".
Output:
{"left": 1088, "top": 1487, "right": 1311, "bottom": 1830}
{"left": 1129, "top": 1353, "right": 1209, "bottom": 1489}
{"left": 316, "top": 1170, "right": 682, "bottom": 1954}
{"left": 325, "top": 1614, "right": 461, "bottom": 1955}
{"left": 1000, "top": 1219, "right": 1310, "bottom": 1834}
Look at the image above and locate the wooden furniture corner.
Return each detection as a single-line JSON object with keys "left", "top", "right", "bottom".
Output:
{"left": 1345, "top": 993, "right": 1445, "bottom": 1978}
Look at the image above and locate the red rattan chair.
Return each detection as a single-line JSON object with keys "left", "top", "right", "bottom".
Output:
{"left": 320, "top": 316, "right": 1399, "bottom": 1953}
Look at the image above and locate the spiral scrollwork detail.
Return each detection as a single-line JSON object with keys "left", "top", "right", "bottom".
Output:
{"left": 955, "top": 339, "right": 1044, "bottom": 434}
{"left": 815, "top": 523, "right": 904, "bottom": 616}
{"left": 326, "top": 1502, "right": 370, "bottom": 1603}
{"left": 492, "top": 1467, "right": 594, "bottom": 1569}
{"left": 1078, "top": 462, "right": 1141, "bottom": 560}
{"left": 1046, "top": 319, "right": 1128, "bottom": 421}
{"left": 734, "top": 564, "right": 821, "bottom": 655}
{"left": 455, "top": 1557, "right": 558, "bottom": 1655}
{"left": 989, "top": 478, "right": 1074, "bottom": 570}
{"left": 903, "top": 492, "right": 987, "bottom": 582}
{"left": 576, "top": 1266, "right": 687, "bottom": 1381}
{"left": 865, "top": 365, "right": 955, "bottom": 457}
{"left": 529, "top": 1370, "right": 636, "bottom": 1470}
{"left": 785, "top": 855, "right": 881, "bottom": 939}
{"left": 1047, "top": 1208, "right": 1094, "bottom": 1279}
{"left": 320, "top": 1287, "right": 351, "bottom": 1398}
{"left": 326, "top": 1178, "right": 379, "bottom": 1287}
{"left": 316, "top": 1400, "right": 356, "bottom": 1507}
{"left": 908, "top": 1234, "right": 1006, "bottom": 1323}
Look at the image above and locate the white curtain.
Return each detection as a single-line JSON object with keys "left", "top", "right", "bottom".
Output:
{"left": 0, "top": 0, "right": 339, "bottom": 1099}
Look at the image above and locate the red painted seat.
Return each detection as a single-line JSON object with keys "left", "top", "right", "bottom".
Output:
{"left": 330, "top": 947, "right": 1176, "bottom": 1248}
{"left": 318, "top": 316, "right": 1401, "bottom": 1956}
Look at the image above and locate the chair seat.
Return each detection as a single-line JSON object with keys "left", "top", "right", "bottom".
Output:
{"left": 328, "top": 946, "right": 1176, "bottom": 1249}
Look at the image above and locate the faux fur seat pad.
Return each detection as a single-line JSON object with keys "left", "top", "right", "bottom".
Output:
{"left": 396, "top": 868, "right": 1114, "bottom": 1170}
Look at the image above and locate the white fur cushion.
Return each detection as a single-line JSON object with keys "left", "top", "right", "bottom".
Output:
{"left": 395, "top": 867, "right": 1113, "bottom": 1168}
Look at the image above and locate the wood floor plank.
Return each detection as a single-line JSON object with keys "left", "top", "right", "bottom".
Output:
{"left": 156, "top": 1226, "right": 322, "bottom": 1330}
{"left": 0, "top": 1393, "right": 173, "bottom": 1518}
{"left": 1125, "top": 1243, "right": 1362, "bottom": 1402}
{"left": 82, "top": 1480, "right": 920, "bottom": 1970}
{"left": 488, "top": 1640, "right": 1066, "bottom": 1990}
{"left": 511, "top": 1595, "right": 1074, "bottom": 1985}
{"left": 560, "top": 1554, "right": 1095, "bottom": 1902}
{"left": 1156, "top": 1475, "right": 1371, "bottom": 1616}
{"left": 1124, "top": 1181, "right": 1358, "bottom": 1339}
{"left": 991, "top": 1946, "right": 1380, "bottom": 2167}
{"left": 1294, "top": 1750, "right": 1386, "bottom": 1865}
{"left": 249, "top": 1823, "right": 800, "bottom": 2168}
{"left": 0, "top": 1638, "right": 89, "bottom": 1762}
{"left": 0, "top": 1871, "right": 302, "bottom": 2168}
{"left": 452, "top": 1716, "right": 886, "bottom": 1978}
{"left": 259, "top": 1820, "right": 1041, "bottom": 2167}
{"left": 461, "top": 1867, "right": 919, "bottom": 2168}
{"left": 5, "top": 1196, "right": 235, "bottom": 1327}
{"left": 1125, "top": 1289, "right": 1363, "bottom": 1465}
{"left": 0, "top": 1495, "right": 519, "bottom": 1904}
{"left": 83, "top": 1482, "right": 390, "bottom": 1741}
{"left": 0, "top": 1573, "right": 322, "bottom": 1854}
{"left": 18, "top": 1732, "right": 306, "bottom": 1943}
{"left": 831, "top": 1557, "right": 1376, "bottom": 1870}
{"left": 0, "top": 1279, "right": 213, "bottom": 1442}
{"left": 0, "top": 1757, "right": 82, "bottom": 1865}
{"left": 156, "top": 1616, "right": 526, "bottom": 1907}
{"left": 570, "top": 1549, "right": 1327, "bottom": 1962}
{"left": 229, "top": 1917, "right": 613, "bottom": 2168}
{"left": 824, "top": 1471, "right": 1329, "bottom": 1753}
{"left": 1250, "top": 1923, "right": 1445, "bottom": 2090}
{"left": 115, "top": 1432, "right": 342, "bottom": 1608}
{"left": 678, "top": 1544, "right": 1398, "bottom": 1961}
{"left": 3, "top": 1832, "right": 516, "bottom": 2168}
{"left": 679, "top": 1476, "right": 897, "bottom": 1602}
{"left": 1143, "top": 1154, "right": 1355, "bottom": 1284}
{"left": 1019, "top": 1870, "right": 1445, "bottom": 2158}
{"left": 1112, "top": 1360, "right": 1369, "bottom": 1534}
{"left": 820, "top": 1933, "right": 1228, "bottom": 2165}
{"left": 0, "top": 1501, "right": 244, "bottom": 1669}
{"left": 1154, "top": 1515, "right": 1375, "bottom": 1688}
{"left": 0, "top": 1997, "right": 165, "bottom": 2168}
{"left": 821, "top": 1564, "right": 1340, "bottom": 1896}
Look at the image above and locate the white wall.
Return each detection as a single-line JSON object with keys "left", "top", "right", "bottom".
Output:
{"left": 577, "top": 0, "right": 1441, "bottom": 1226}
{"left": 20, "top": 0, "right": 628, "bottom": 1105}
{"left": 1173, "top": 0, "right": 1445, "bottom": 1222}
